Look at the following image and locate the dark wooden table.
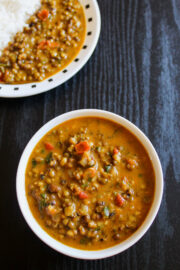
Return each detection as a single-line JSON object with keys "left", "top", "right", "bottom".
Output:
{"left": 0, "top": 0, "right": 180, "bottom": 269}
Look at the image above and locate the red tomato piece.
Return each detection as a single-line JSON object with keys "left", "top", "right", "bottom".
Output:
{"left": 75, "top": 141, "right": 90, "bottom": 154}
{"left": 115, "top": 194, "right": 125, "bottom": 207}
{"left": 38, "top": 40, "right": 48, "bottom": 49}
{"left": 38, "top": 40, "right": 59, "bottom": 49}
{"left": 47, "top": 41, "right": 59, "bottom": 48}
{"left": 45, "top": 142, "right": 54, "bottom": 150}
{"left": 113, "top": 147, "right": 119, "bottom": 154}
{"left": 78, "top": 191, "right": 88, "bottom": 199}
{"left": 38, "top": 9, "right": 49, "bottom": 21}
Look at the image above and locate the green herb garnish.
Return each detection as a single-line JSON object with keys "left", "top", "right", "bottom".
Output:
{"left": 39, "top": 193, "right": 48, "bottom": 212}
{"left": 32, "top": 159, "right": 37, "bottom": 168}
{"left": 138, "top": 174, "right": 143, "bottom": 177}
{"left": 45, "top": 152, "right": 52, "bottom": 163}
{"left": 105, "top": 165, "right": 111, "bottom": 173}
{"left": 41, "top": 193, "right": 47, "bottom": 200}
{"left": 95, "top": 226, "right": 101, "bottom": 231}
{"left": 82, "top": 183, "right": 88, "bottom": 188}
{"left": 39, "top": 200, "right": 47, "bottom": 212}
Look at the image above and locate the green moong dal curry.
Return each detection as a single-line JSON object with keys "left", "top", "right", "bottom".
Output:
{"left": 26, "top": 117, "right": 155, "bottom": 250}
{"left": 0, "top": 0, "right": 86, "bottom": 84}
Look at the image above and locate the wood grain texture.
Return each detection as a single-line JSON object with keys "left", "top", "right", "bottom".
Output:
{"left": 0, "top": 0, "right": 180, "bottom": 269}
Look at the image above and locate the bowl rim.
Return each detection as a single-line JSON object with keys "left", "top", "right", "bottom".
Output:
{"left": 0, "top": 0, "right": 101, "bottom": 98}
{"left": 16, "top": 109, "right": 163, "bottom": 259}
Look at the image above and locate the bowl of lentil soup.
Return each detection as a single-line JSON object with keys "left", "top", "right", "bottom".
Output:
{"left": 0, "top": 0, "right": 101, "bottom": 98}
{"left": 16, "top": 109, "right": 163, "bottom": 259}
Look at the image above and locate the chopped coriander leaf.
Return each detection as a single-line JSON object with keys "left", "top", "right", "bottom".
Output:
{"left": 45, "top": 152, "right": 52, "bottom": 163}
{"left": 32, "top": 159, "right": 37, "bottom": 168}
{"left": 82, "top": 183, "right": 88, "bottom": 188}
{"left": 138, "top": 173, "right": 143, "bottom": 177}
{"left": 39, "top": 193, "right": 48, "bottom": 212}
{"left": 39, "top": 199, "right": 48, "bottom": 212}
{"left": 105, "top": 165, "right": 111, "bottom": 172}
{"left": 88, "top": 177, "right": 92, "bottom": 182}
{"left": 41, "top": 193, "right": 47, "bottom": 200}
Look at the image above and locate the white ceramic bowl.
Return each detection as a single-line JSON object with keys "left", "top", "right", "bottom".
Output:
{"left": 16, "top": 109, "right": 163, "bottom": 259}
{"left": 0, "top": 0, "right": 101, "bottom": 98}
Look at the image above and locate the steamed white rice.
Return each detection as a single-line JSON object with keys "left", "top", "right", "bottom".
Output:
{"left": 0, "top": 0, "right": 41, "bottom": 55}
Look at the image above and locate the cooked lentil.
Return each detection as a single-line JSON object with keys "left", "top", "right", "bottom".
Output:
{"left": 26, "top": 117, "right": 155, "bottom": 250}
{"left": 0, "top": 0, "right": 86, "bottom": 84}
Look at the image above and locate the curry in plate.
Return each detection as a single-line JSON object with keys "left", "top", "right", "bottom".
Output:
{"left": 0, "top": 0, "right": 86, "bottom": 83}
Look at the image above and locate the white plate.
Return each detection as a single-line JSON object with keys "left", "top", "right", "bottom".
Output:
{"left": 0, "top": 0, "right": 101, "bottom": 98}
